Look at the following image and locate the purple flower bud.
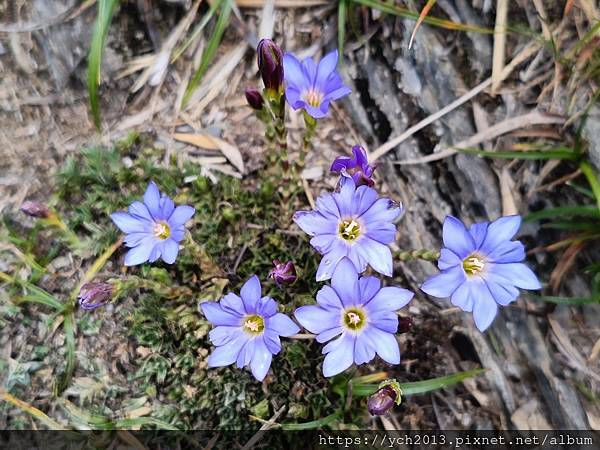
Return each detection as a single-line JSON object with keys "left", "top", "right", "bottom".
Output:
{"left": 367, "top": 380, "right": 402, "bottom": 416}
{"left": 245, "top": 88, "right": 264, "bottom": 110}
{"left": 330, "top": 145, "right": 376, "bottom": 187}
{"left": 257, "top": 39, "right": 284, "bottom": 92}
{"left": 78, "top": 282, "right": 113, "bottom": 310}
{"left": 268, "top": 259, "right": 296, "bottom": 286}
{"left": 20, "top": 200, "right": 50, "bottom": 219}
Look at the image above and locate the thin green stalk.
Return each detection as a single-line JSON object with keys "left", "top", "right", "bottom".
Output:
{"left": 580, "top": 161, "right": 600, "bottom": 212}
{"left": 396, "top": 249, "right": 440, "bottom": 262}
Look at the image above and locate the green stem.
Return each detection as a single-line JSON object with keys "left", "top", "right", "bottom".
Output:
{"left": 42, "top": 212, "right": 82, "bottom": 250}
{"left": 396, "top": 249, "right": 440, "bottom": 262}
{"left": 299, "top": 112, "right": 317, "bottom": 175}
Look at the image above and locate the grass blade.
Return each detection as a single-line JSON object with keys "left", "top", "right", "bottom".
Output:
{"left": 351, "top": 368, "right": 485, "bottom": 397}
{"left": 408, "top": 0, "right": 437, "bottom": 49}
{"left": 182, "top": 0, "right": 232, "bottom": 107}
{"left": 0, "top": 271, "right": 64, "bottom": 311}
{"left": 352, "top": 0, "right": 493, "bottom": 35}
{"left": 524, "top": 205, "right": 600, "bottom": 222}
{"left": 338, "top": 0, "right": 348, "bottom": 63}
{"left": 0, "top": 389, "right": 66, "bottom": 430}
{"left": 87, "top": 0, "right": 119, "bottom": 130}
{"left": 172, "top": 0, "right": 223, "bottom": 62}
{"left": 531, "top": 295, "right": 600, "bottom": 305}
{"left": 456, "top": 147, "right": 578, "bottom": 160}
{"left": 58, "top": 312, "right": 77, "bottom": 394}
{"left": 580, "top": 161, "right": 600, "bottom": 212}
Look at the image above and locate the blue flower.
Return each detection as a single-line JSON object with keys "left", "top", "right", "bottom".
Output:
{"left": 421, "top": 215, "right": 541, "bottom": 331}
{"left": 110, "top": 181, "right": 195, "bottom": 266}
{"left": 294, "top": 258, "right": 413, "bottom": 377}
{"left": 283, "top": 50, "right": 351, "bottom": 119}
{"left": 200, "top": 275, "right": 300, "bottom": 381}
{"left": 331, "top": 145, "right": 376, "bottom": 187}
{"left": 294, "top": 178, "right": 401, "bottom": 281}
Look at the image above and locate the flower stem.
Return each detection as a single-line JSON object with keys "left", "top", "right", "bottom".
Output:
{"left": 396, "top": 249, "right": 440, "bottom": 262}
{"left": 298, "top": 112, "right": 317, "bottom": 175}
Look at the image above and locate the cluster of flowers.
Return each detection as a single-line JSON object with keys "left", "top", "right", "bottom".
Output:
{"left": 60, "top": 40, "right": 541, "bottom": 385}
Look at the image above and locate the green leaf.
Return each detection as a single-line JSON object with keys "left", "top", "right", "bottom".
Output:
{"left": 59, "top": 313, "right": 77, "bottom": 394}
{"left": 580, "top": 161, "right": 600, "bottom": 212}
{"left": 282, "top": 411, "right": 342, "bottom": 430}
{"left": 530, "top": 295, "right": 600, "bottom": 305}
{"left": 172, "top": 0, "right": 223, "bottom": 62}
{"left": 524, "top": 205, "right": 600, "bottom": 222}
{"left": 338, "top": 0, "right": 348, "bottom": 63}
{"left": 182, "top": 0, "right": 232, "bottom": 107}
{"left": 351, "top": 0, "right": 493, "bottom": 35}
{"left": 455, "top": 147, "right": 578, "bottom": 160}
{"left": 87, "top": 0, "right": 119, "bottom": 130}
{"left": 351, "top": 368, "right": 485, "bottom": 397}
{"left": 3, "top": 274, "right": 65, "bottom": 311}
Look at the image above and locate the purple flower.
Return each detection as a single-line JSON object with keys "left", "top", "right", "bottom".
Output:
{"left": 110, "top": 181, "right": 195, "bottom": 266}
{"left": 330, "top": 145, "right": 376, "bottom": 187}
{"left": 20, "top": 200, "right": 50, "bottom": 218}
{"left": 294, "top": 178, "right": 401, "bottom": 281}
{"left": 245, "top": 87, "right": 264, "bottom": 110}
{"left": 200, "top": 275, "right": 300, "bottom": 381}
{"left": 283, "top": 50, "right": 351, "bottom": 119}
{"left": 421, "top": 215, "right": 542, "bottom": 332}
{"left": 268, "top": 260, "right": 297, "bottom": 286}
{"left": 367, "top": 380, "right": 402, "bottom": 416}
{"left": 78, "top": 282, "right": 113, "bottom": 310}
{"left": 294, "top": 258, "right": 413, "bottom": 377}
{"left": 257, "top": 39, "right": 284, "bottom": 93}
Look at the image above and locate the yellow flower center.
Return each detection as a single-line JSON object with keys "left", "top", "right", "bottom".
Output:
{"left": 343, "top": 307, "right": 366, "bottom": 331}
{"left": 153, "top": 221, "right": 171, "bottom": 240}
{"left": 243, "top": 315, "right": 265, "bottom": 335}
{"left": 339, "top": 219, "right": 361, "bottom": 241}
{"left": 463, "top": 255, "right": 485, "bottom": 276}
{"left": 304, "top": 89, "right": 323, "bottom": 107}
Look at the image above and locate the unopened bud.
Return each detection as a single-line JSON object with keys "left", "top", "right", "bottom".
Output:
{"left": 268, "top": 259, "right": 296, "bottom": 286}
{"left": 78, "top": 282, "right": 113, "bottom": 310}
{"left": 245, "top": 88, "right": 264, "bottom": 110}
{"left": 367, "top": 379, "right": 402, "bottom": 416}
{"left": 257, "top": 39, "right": 284, "bottom": 93}
{"left": 20, "top": 201, "right": 50, "bottom": 219}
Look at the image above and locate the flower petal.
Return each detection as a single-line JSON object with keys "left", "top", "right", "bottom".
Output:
{"left": 442, "top": 216, "right": 476, "bottom": 258}
{"left": 159, "top": 195, "right": 175, "bottom": 219}
{"left": 358, "top": 276, "right": 381, "bottom": 303}
{"left": 263, "top": 330, "right": 281, "bottom": 354}
{"left": 437, "top": 248, "right": 461, "bottom": 270}
{"left": 160, "top": 239, "right": 179, "bottom": 264}
{"left": 267, "top": 313, "right": 300, "bottom": 337}
{"left": 209, "top": 326, "right": 240, "bottom": 346}
{"left": 315, "top": 50, "right": 338, "bottom": 89}
{"left": 240, "top": 275, "right": 262, "bottom": 313}
{"left": 250, "top": 338, "right": 273, "bottom": 381}
{"left": 471, "top": 282, "right": 498, "bottom": 332}
{"left": 316, "top": 240, "right": 348, "bottom": 281}
{"left": 124, "top": 238, "right": 156, "bottom": 266}
{"left": 352, "top": 185, "right": 378, "bottom": 216}
{"left": 283, "top": 53, "right": 308, "bottom": 89}
{"left": 354, "top": 334, "right": 376, "bottom": 365}
{"left": 200, "top": 302, "right": 243, "bottom": 326}
{"left": 356, "top": 238, "right": 394, "bottom": 277}
{"left": 363, "top": 327, "right": 400, "bottom": 364}
{"left": 294, "top": 211, "right": 337, "bottom": 236}
{"left": 220, "top": 293, "right": 246, "bottom": 316}
{"left": 322, "top": 333, "right": 354, "bottom": 377}
{"left": 331, "top": 257, "right": 359, "bottom": 306}
{"left": 480, "top": 215, "right": 522, "bottom": 253}
{"left": 360, "top": 198, "right": 401, "bottom": 224}
{"left": 421, "top": 266, "right": 466, "bottom": 298}
{"left": 111, "top": 212, "right": 149, "bottom": 234}
{"left": 294, "top": 305, "right": 340, "bottom": 334}
{"left": 486, "top": 263, "right": 541, "bottom": 290}
{"left": 486, "top": 241, "right": 525, "bottom": 263}
{"left": 316, "top": 327, "right": 343, "bottom": 343}
{"left": 450, "top": 280, "right": 475, "bottom": 312}
{"left": 143, "top": 181, "right": 161, "bottom": 218}
{"left": 207, "top": 331, "right": 248, "bottom": 367}
{"left": 316, "top": 285, "right": 344, "bottom": 310}
{"left": 168, "top": 205, "right": 195, "bottom": 227}
{"left": 365, "top": 286, "right": 414, "bottom": 313}
{"left": 469, "top": 222, "right": 489, "bottom": 249}
{"left": 485, "top": 278, "right": 519, "bottom": 306}
{"left": 128, "top": 201, "right": 153, "bottom": 222}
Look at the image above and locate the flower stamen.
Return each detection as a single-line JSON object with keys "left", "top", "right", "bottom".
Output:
{"left": 463, "top": 255, "right": 485, "bottom": 276}
{"left": 339, "top": 219, "right": 361, "bottom": 241}
{"left": 343, "top": 307, "right": 366, "bottom": 331}
{"left": 303, "top": 89, "right": 323, "bottom": 107}
{"left": 243, "top": 314, "right": 265, "bottom": 335}
{"left": 153, "top": 221, "right": 171, "bottom": 240}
